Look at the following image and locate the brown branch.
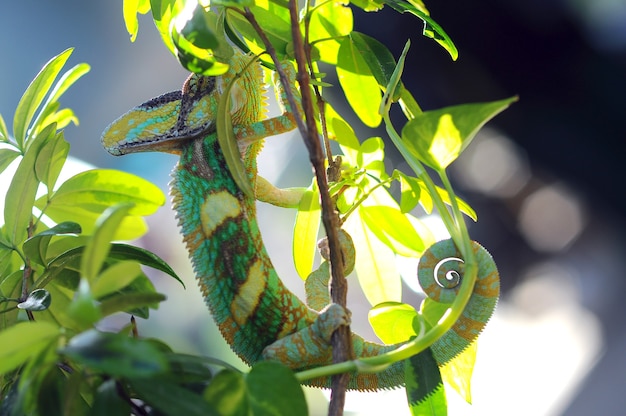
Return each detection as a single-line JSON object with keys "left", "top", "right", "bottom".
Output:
{"left": 242, "top": 5, "right": 353, "bottom": 414}
{"left": 286, "top": 2, "right": 352, "bottom": 414}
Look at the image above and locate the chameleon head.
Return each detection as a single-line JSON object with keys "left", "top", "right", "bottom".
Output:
{"left": 101, "top": 51, "right": 264, "bottom": 157}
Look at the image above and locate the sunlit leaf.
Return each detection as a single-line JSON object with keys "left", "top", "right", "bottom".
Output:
{"left": 23, "top": 221, "right": 81, "bottom": 267}
{"left": 439, "top": 341, "right": 477, "bottom": 404}
{"left": 4, "top": 123, "right": 55, "bottom": 246}
{"left": 0, "top": 113, "right": 9, "bottom": 143}
{"left": 349, "top": 31, "right": 403, "bottom": 101}
{"left": 344, "top": 208, "right": 401, "bottom": 305}
{"left": 0, "top": 148, "right": 20, "bottom": 175}
{"left": 13, "top": 48, "right": 72, "bottom": 148}
{"left": 397, "top": 171, "right": 421, "bottom": 213}
{"left": 361, "top": 205, "right": 424, "bottom": 257}
{"left": 405, "top": 349, "right": 447, "bottom": 416}
{"left": 308, "top": 1, "right": 353, "bottom": 64}
{"left": 150, "top": 0, "right": 185, "bottom": 55}
{"left": 44, "top": 169, "right": 165, "bottom": 216}
{"left": 0, "top": 321, "right": 59, "bottom": 374}
{"left": 401, "top": 97, "right": 517, "bottom": 171}
{"left": 337, "top": 35, "right": 382, "bottom": 127}
{"left": 123, "top": 0, "right": 152, "bottom": 42}
{"left": 35, "top": 131, "right": 69, "bottom": 192}
{"left": 226, "top": 6, "right": 291, "bottom": 60}
{"left": 368, "top": 301, "right": 418, "bottom": 344}
{"left": 293, "top": 180, "right": 320, "bottom": 279}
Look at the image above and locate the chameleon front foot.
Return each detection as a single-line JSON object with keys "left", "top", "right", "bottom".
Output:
{"left": 261, "top": 303, "right": 350, "bottom": 368}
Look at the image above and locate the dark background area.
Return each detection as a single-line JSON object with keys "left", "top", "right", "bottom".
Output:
{"left": 1, "top": 1, "right": 624, "bottom": 414}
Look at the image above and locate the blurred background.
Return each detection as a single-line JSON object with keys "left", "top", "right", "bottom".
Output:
{"left": 1, "top": 1, "right": 624, "bottom": 414}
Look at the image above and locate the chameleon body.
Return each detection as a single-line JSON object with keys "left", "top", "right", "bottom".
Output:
{"left": 101, "top": 51, "right": 499, "bottom": 390}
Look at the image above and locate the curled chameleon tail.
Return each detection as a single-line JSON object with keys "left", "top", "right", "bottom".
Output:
{"left": 100, "top": 50, "right": 500, "bottom": 390}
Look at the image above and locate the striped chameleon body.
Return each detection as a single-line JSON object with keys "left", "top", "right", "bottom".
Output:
{"left": 101, "top": 51, "right": 500, "bottom": 390}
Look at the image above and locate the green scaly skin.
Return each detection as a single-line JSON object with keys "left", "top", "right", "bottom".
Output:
{"left": 101, "top": 51, "right": 499, "bottom": 391}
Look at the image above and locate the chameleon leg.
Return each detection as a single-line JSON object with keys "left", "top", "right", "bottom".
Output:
{"left": 262, "top": 303, "right": 350, "bottom": 368}
{"left": 305, "top": 230, "right": 356, "bottom": 311}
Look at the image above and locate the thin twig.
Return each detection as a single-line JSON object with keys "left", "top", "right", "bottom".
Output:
{"left": 242, "top": 5, "right": 353, "bottom": 414}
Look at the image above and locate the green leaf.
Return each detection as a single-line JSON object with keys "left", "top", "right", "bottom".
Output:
{"left": 13, "top": 48, "right": 73, "bottom": 148}
{"left": 349, "top": 32, "right": 403, "bottom": 100}
{"left": 337, "top": 35, "right": 382, "bottom": 127}
{"left": 91, "top": 260, "right": 142, "bottom": 299}
{"left": 204, "top": 370, "right": 248, "bottom": 416}
{"left": 308, "top": 1, "right": 353, "bottom": 64}
{"left": 23, "top": 221, "right": 81, "bottom": 267}
{"left": 35, "top": 131, "right": 69, "bottom": 191}
{"left": 439, "top": 341, "right": 477, "bottom": 404}
{"left": 385, "top": 0, "right": 457, "bottom": 61}
{"left": 226, "top": 6, "right": 292, "bottom": 60}
{"left": 37, "top": 203, "right": 148, "bottom": 241}
{"left": 150, "top": 0, "right": 185, "bottom": 55}
{"left": 91, "top": 379, "right": 131, "bottom": 416}
{"left": 246, "top": 361, "right": 307, "bottom": 416}
{"left": 0, "top": 321, "right": 59, "bottom": 374}
{"left": 130, "top": 378, "right": 218, "bottom": 416}
{"left": 0, "top": 148, "right": 20, "bottom": 175}
{"left": 368, "top": 301, "right": 418, "bottom": 344}
{"left": 124, "top": 0, "right": 152, "bottom": 42}
{"left": 0, "top": 113, "right": 9, "bottom": 143}
{"left": 344, "top": 208, "right": 401, "bottom": 306}
{"left": 170, "top": 2, "right": 231, "bottom": 75}
{"left": 99, "top": 291, "right": 166, "bottom": 318}
{"left": 397, "top": 171, "right": 422, "bottom": 213}
{"left": 44, "top": 169, "right": 165, "bottom": 216}
{"left": 67, "top": 278, "right": 102, "bottom": 328}
{"left": 4, "top": 123, "right": 55, "bottom": 246}
{"left": 405, "top": 349, "right": 447, "bottom": 416}
{"left": 109, "top": 243, "right": 182, "bottom": 285}
{"left": 17, "top": 289, "right": 52, "bottom": 311}
{"left": 81, "top": 204, "right": 134, "bottom": 282}
{"left": 293, "top": 181, "right": 320, "bottom": 279}
{"left": 401, "top": 97, "right": 517, "bottom": 171}
{"left": 61, "top": 329, "right": 168, "bottom": 377}
{"left": 360, "top": 205, "right": 424, "bottom": 257}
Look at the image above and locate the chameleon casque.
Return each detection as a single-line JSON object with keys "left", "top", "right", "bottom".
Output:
{"left": 101, "top": 50, "right": 499, "bottom": 390}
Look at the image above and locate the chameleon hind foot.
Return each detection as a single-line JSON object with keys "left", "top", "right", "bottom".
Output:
{"left": 261, "top": 303, "right": 350, "bottom": 368}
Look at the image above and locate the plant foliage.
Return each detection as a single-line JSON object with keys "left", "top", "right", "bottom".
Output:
{"left": 0, "top": 1, "right": 515, "bottom": 414}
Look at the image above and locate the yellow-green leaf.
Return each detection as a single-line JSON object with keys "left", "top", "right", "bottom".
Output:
{"left": 368, "top": 301, "right": 418, "bottom": 344}
{"left": 81, "top": 204, "right": 134, "bottom": 282}
{"left": 360, "top": 205, "right": 424, "bottom": 257}
{"left": 401, "top": 97, "right": 517, "bottom": 171}
{"left": 337, "top": 35, "right": 382, "bottom": 127}
{"left": 293, "top": 181, "right": 320, "bottom": 279}
{"left": 345, "top": 208, "right": 401, "bottom": 305}
{"left": 44, "top": 169, "right": 165, "bottom": 216}
{"left": 0, "top": 321, "right": 60, "bottom": 374}
{"left": 92, "top": 260, "right": 142, "bottom": 299}
{"left": 439, "top": 341, "right": 477, "bottom": 404}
